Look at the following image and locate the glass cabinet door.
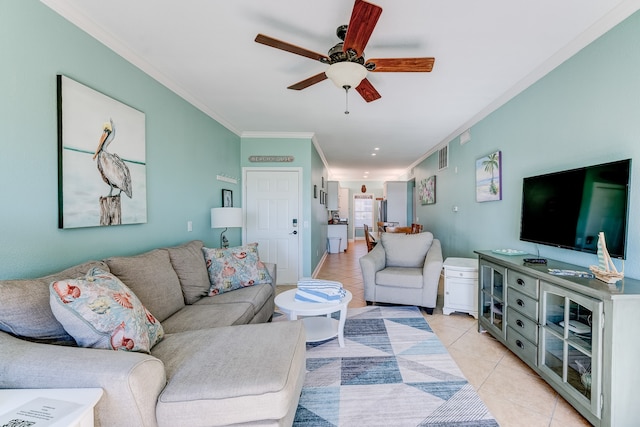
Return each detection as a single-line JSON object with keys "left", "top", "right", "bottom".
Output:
{"left": 540, "top": 282, "right": 602, "bottom": 418}
{"left": 479, "top": 261, "right": 505, "bottom": 336}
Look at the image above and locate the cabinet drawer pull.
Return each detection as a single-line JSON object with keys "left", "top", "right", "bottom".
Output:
{"left": 517, "top": 299, "right": 525, "bottom": 307}
{"left": 516, "top": 340, "right": 525, "bottom": 349}
{"left": 516, "top": 319, "right": 524, "bottom": 328}
{"left": 517, "top": 278, "right": 525, "bottom": 286}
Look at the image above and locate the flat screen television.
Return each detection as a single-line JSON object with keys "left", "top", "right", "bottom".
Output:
{"left": 519, "top": 159, "right": 631, "bottom": 259}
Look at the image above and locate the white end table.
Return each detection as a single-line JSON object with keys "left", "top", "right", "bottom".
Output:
{"left": 275, "top": 288, "right": 352, "bottom": 347}
{"left": 0, "top": 388, "right": 103, "bottom": 427}
{"left": 443, "top": 257, "right": 479, "bottom": 318}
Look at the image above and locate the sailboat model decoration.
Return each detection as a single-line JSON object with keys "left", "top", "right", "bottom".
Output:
{"left": 589, "top": 232, "right": 624, "bottom": 284}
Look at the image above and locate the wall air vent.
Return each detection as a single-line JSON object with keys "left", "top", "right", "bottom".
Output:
{"left": 438, "top": 145, "right": 448, "bottom": 171}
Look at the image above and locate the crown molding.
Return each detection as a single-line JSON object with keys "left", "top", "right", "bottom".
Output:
{"left": 40, "top": 0, "right": 241, "bottom": 136}
{"left": 404, "top": 0, "right": 640, "bottom": 178}
{"left": 240, "top": 131, "right": 315, "bottom": 139}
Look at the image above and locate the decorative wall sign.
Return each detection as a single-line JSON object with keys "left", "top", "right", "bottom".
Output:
{"left": 419, "top": 175, "right": 436, "bottom": 205}
{"left": 476, "top": 150, "right": 502, "bottom": 202}
{"left": 248, "top": 155, "right": 294, "bottom": 162}
{"left": 57, "top": 75, "right": 147, "bottom": 228}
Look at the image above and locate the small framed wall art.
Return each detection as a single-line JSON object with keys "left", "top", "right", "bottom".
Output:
{"left": 476, "top": 150, "right": 502, "bottom": 202}
{"left": 222, "top": 189, "right": 233, "bottom": 207}
{"left": 419, "top": 176, "right": 436, "bottom": 205}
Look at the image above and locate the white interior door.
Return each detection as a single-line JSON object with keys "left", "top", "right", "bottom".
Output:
{"left": 244, "top": 169, "right": 301, "bottom": 284}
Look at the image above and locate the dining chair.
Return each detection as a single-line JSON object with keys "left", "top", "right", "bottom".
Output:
{"left": 364, "top": 224, "right": 377, "bottom": 252}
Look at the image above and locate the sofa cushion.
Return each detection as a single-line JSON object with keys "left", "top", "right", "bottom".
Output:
{"left": 160, "top": 303, "right": 254, "bottom": 334}
{"left": 381, "top": 231, "right": 434, "bottom": 268}
{"left": 166, "top": 240, "right": 210, "bottom": 304}
{"left": 105, "top": 249, "right": 185, "bottom": 322}
{"left": 50, "top": 268, "right": 164, "bottom": 352}
{"left": 202, "top": 243, "right": 272, "bottom": 296}
{"left": 0, "top": 261, "right": 109, "bottom": 345}
{"left": 376, "top": 267, "right": 424, "bottom": 289}
{"left": 152, "top": 321, "right": 306, "bottom": 427}
{"left": 194, "top": 283, "right": 273, "bottom": 315}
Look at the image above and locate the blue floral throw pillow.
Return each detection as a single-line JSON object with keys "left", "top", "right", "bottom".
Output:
{"left": 49, "top": 267, "right": 164, "bottom": 353}
{"left": 202, "top": 243, "right": 272, "bottom": 296}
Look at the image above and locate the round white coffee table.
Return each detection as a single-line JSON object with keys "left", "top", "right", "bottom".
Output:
{"left": 275, "top": 288, "right": 352, "bottom": 347}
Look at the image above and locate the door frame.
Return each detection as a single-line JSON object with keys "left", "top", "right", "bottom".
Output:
{"left": 242, "top": 166, "right": 304, "bottom": 283}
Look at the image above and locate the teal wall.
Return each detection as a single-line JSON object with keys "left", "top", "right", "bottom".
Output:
{"left": 0, "top": 1, "right": 241, "bottom": 279}
{"left": 240, "top": 136, "right": 327, "bottom": 276}
{"left": 415, "top": 10, "right": 640, "bottom": 279}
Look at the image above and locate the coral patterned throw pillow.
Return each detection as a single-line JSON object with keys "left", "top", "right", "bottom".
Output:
{"left": 49, "top": 267, "right": 163, "bottom": 352}
{"left": 202, "top": 243, "right": 272, "bottom": 296}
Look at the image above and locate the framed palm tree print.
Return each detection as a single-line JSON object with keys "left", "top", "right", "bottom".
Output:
{"left": 476, "top": 150, "right": 502, "bottom": 202}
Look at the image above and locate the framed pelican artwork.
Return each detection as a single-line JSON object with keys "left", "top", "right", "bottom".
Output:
{"left": 57, "top": 75, "right": 147, "bottom": 228}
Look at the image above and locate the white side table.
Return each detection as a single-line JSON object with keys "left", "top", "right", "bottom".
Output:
{"left": 0, "top": 388, "right": 103, "bottom": 427}
{"left": 275, "top": 288, "right": 352, "bottom": 347}
{"left": 443, "top": 257, "right": 478, "bottom": 318}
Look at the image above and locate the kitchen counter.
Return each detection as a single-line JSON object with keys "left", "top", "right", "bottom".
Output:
{"left": 327, "top": 224, "right": 348, "bottom": 252}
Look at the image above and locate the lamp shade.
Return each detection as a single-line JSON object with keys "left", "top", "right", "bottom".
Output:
{"left": 325, "top": 62, "right": 367, "bottom": 89}
{"left": 211, "top": 207, "right": 243, "bottom": 229}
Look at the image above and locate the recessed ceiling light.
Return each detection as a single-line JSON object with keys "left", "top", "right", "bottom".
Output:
{"left": 371, "top": 153, "right": 376, "bottom": 156}
{"left": 374, "top": 147, "right": 380, "bottom": 151}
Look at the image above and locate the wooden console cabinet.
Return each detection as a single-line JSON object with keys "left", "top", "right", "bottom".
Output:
{"left": 475, "top": 250, "right": 640, "bottom": 427}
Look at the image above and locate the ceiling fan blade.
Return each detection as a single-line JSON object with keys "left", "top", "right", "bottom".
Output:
{"left": 288, "top": 72, "right": 328, "bottom": 90}
{"left": 255, "top": 34, "right": 329, "bottom": 63}
{"left": 366, "top": 57, "right": 435, "bottom": 72}
{"left": 356, "top": 78, "right": 381, "bottom": 102}
{"left": 343, "top": 0, "right": 383, "bottom": 57}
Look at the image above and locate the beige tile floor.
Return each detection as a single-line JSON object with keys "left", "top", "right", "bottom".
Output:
{"left": 292, "top": 240, "right": 592, "bottom": 427}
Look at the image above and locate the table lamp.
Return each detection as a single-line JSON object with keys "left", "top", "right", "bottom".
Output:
{"left": 211, "top": 207, "right": 243, "bottom": 248}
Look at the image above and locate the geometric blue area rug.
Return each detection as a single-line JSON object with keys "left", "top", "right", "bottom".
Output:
{"left": 284, "top": 306, "right": 499, "bottom": 426}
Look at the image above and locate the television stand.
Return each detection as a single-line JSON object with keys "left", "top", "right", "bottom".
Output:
{"left": 475, "top": 250, "right": 640, "bottom": 427}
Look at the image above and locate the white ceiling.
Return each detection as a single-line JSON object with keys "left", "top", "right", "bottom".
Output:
{"left": 42, "top": 0, "right": 639, "bottom": 181}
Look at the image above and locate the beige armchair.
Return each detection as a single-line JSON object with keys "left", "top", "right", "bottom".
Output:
{"left": 359, "top": 231, "right": 443, "bottom": 314}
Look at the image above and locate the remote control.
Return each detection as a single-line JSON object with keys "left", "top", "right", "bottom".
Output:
{"left": 524, "top": 258, "right": 547, "bottom": 264}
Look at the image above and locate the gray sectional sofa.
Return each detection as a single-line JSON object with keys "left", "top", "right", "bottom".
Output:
{"left": 0, "top": 240, "right": 306, "bottom": 426}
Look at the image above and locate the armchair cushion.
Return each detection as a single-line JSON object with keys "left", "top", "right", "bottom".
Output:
{"left": 376, "top": 267, "right": 424, "bottom": 289}
{"left": 381, "top": 231, "right": 434, "bottom": 267}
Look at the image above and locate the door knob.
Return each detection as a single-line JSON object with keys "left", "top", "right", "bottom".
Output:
{"left": 290, "top": 230, "right": 298, "bottom": 235}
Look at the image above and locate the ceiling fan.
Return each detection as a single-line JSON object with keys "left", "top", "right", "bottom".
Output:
{"left": 255, "top": 0, "right": 435, "bottom": 112}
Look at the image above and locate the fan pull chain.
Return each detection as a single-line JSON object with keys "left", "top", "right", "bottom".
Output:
{"left": 344, "top": 85, "right": 350, "bottom": 115}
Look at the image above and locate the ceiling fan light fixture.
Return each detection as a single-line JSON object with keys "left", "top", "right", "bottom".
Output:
{"left": 325, "top": 62, "right": 367, "bottom": 90}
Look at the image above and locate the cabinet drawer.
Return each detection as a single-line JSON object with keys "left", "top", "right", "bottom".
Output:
{"left": 507, "top": 288, "right": 538, "bottom": 321}
{"left": 445, "top": 269, "right": 478, "bottom": 280}
{"left": 507, "top": 327, "right": 538, "bottom": 366}
{"left": 507, "top": 307, "right": 538, "bottom": 344}
{"left": 507, "top": 269, "right": 538, "bottom": 299}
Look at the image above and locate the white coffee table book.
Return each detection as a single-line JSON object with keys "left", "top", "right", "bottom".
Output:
{"left": 0, "top": 388, "right": 103, "bottom": 427}
{"left": 275, "top": 288, "right": 352, "bottom": 347}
